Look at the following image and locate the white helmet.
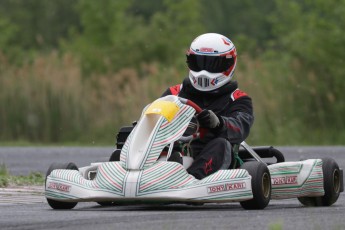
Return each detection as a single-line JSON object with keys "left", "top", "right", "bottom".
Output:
{"left": 186, "top": 33, "right": 237, "bottom": 91}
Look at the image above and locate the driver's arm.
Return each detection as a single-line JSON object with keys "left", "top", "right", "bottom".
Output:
{"left": 216, "top": 96, "right": 254, "bottom": 144}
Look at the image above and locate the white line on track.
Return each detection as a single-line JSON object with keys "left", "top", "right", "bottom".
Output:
{"left": 0, "top": 186, "right": 45, "bottom": 205}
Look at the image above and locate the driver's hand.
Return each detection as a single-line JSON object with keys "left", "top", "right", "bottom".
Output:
{"left": 197, "top": 109, "right": 220, "bottom": 129}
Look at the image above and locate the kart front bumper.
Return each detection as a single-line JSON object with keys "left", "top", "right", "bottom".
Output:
{"left": 45, "top": 161, "right": 253, "bottom": 203}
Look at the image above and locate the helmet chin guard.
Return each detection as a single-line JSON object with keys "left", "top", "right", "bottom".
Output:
{"left": 189, "top": 70, "right": 234, "bottom": 92}
{"left": 186, "top": 33, "right": 237, "bottom": 91}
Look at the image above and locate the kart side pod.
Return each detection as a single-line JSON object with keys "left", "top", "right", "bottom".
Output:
{"left": 268, "top": 158, "right": 343, "bottom": 206}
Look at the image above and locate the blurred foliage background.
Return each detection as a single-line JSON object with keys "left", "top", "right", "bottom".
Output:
{"left": 0, "top": 0, "right": 344, "bottom": 145}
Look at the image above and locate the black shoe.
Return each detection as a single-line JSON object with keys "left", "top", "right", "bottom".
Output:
{"left": 167, "top": 151, "right": 183, "bottom": 165}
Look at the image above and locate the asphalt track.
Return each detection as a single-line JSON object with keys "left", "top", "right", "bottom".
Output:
{"left": 0, "top": 146, "right": 344, "bottom": 230}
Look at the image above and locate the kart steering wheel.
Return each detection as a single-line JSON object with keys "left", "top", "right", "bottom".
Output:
{"left": 178, "top": 97, "right": 203, "bottom": 114}
{"left": 178, "top": 97, "right": 207, "bottom": 142}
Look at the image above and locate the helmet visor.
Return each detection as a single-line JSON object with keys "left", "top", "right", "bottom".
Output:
{"left": 186, "top": 54, "right": 234, "bottom": 73}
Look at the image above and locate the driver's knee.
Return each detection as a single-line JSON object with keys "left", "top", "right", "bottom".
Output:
{"left": 215, "top": 137, "right": 232, "bottom": 169}
{"left": 187, "top": 137, "right": 232, "bottom": 179}
{"left": 209, "top": 138, "right": 232, "bottom": 169}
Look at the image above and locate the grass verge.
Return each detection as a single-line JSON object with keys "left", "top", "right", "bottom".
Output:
{"left": 0, "top": 164, "right": 44, "bottom": 188}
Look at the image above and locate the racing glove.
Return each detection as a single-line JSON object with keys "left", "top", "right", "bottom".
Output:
{"left": 197, "top": 109, "right": 223, "bottom": 130}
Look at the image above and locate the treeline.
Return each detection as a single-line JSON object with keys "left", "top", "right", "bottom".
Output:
{"left": 0, "top": 0, "right": 344, "bottom": 145}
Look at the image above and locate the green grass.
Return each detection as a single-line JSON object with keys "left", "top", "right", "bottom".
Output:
{"left": 1, "top": 52, "right": 344, "bottom": 146}
{"left": 0, "top": 164, "right": 45, "bottom": 188}
{"left": 269, "top": 222, "right": 283, "bottom": 230}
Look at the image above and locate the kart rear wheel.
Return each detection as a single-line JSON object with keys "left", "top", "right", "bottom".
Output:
{"left": 240, "top": 161, "right": 271, "bottom": 210}
{"left": 298, "top": 157, "right": 341, "bottom": 207}
{"left": 45, "top": 162, "right": 78, "bottom": 209}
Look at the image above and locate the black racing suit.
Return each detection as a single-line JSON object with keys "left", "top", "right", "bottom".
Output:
{"left": 162, "top": 78, "right": 254, "bottom": 179}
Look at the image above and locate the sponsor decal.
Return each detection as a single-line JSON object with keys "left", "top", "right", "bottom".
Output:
{"left": 207, "top": 182, "right": 246, "bottom": 194}
{"left": 48, "top": 182, "right": 71, "bottom": 192}
{"left": 226, "top": 182, "right": 246, "bottom": 190}
{"left": 272, "top": 175, "right": 298, "bottom": 185}
{"left": 200, "top": 47, "right": 214, "bottom": 53}
{"left": 208, "top": 184, "right": 225, "bottom": 193}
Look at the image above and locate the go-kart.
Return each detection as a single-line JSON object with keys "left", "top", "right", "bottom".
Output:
{"left": 45, "top": 95, "right": 344, "bottom": 210}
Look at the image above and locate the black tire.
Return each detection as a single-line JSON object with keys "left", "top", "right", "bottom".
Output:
{"left": 46, "top": 162, "right": 78, "bottom": 209}
{"left": 97, "top": 201, "right": 115, "bottom": 206}
{"left": 298, "top": 157, "right": 341, "bottom": 207}
{"left": 109, "top": 149, "right": 121, "bottom": 162}
{"left": 240, "top": 161, "right": 271, "bottom": 210}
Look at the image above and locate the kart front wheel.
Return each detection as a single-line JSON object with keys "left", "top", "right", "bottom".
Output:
{"left": 240, "top": 161, "right": 271, "bottom": 210}
{"left": 109, "top": 149, "right": 121, "bottom": 161}
{"left": 298, "top": 157, "right": 342, "bottom": 207}
{"left": 45, "top": 162, "right": 79, "bottom": 209}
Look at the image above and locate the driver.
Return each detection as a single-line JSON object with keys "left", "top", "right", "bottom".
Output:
{"left": 161, "top": 33, "right": 254, "bottom": 179}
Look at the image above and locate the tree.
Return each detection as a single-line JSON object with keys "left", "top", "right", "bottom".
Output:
{"left": 68, "top": 0, "right": 204, "bottom": 75}
{"left": 0, "top": 0, "right": 80, "bottom": 65}
{"left": 266, "top": 0, "right": 345, "bottom": 142}
{"left": 200, "top": 0, "right": 275, "bottom": 54}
